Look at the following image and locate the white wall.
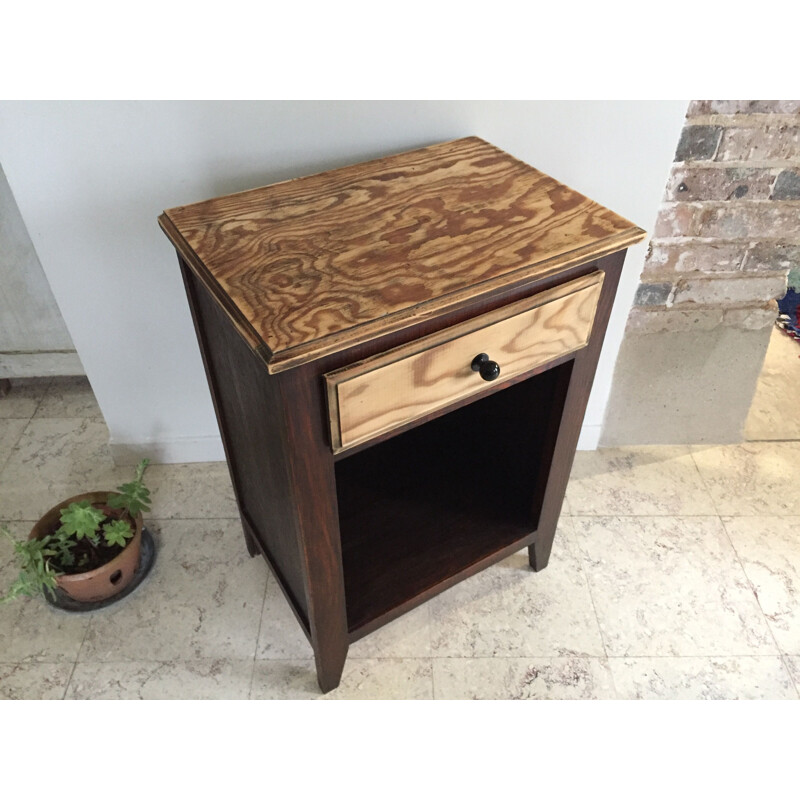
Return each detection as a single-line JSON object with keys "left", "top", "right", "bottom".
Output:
{"left": 0, "top": 163, "right": 82, "bottom": 378}
{"left": 0, "top": 101, "right": 687, "bottom": 461}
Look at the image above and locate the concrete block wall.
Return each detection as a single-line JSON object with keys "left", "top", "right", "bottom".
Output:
{"left": 602, "top": 100, "right": 800, "bottom": 445}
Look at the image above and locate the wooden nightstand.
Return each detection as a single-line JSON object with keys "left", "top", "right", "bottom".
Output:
{"left": 159, "top": 137, "right": 646, "bottom": 692}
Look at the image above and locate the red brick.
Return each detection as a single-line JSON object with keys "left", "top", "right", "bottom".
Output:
{"left": 653, "top": 204, "right": 701, "bottom": 237}
{"left": 665, "top": 167, "right": 775, "bottom": 201}
{"left": 634, "top": 283, "right": 673, "bottom": 306}
{"left": 675, "top": 126, "right": 722, "bottom": 161}
{"left": 771, "top": 169, "right": 800, "bottom": 199}
{"left": 672, "top": 273, "right": 787, "bottom": 305}
{"left": 644, "top": 242, "right": 747, "bottom": 274}
{"left": 697, "top": 204, "right": 800, "bottom": 239}
{"left": 717, "top": 126, "right": 800, "bottom": 161}
{"left": 742, "top": 243, "right": 800, "bottom": 271}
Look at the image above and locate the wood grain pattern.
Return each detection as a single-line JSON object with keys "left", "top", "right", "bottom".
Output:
{"left": 181, "top": 261, "right": 311, "bottom": 628}
{"left": 181, "top": 260, "right": 349, "bottom": 690}
{"left": 163, "top": 137, "right": 641, "bottom": 693}
{"left": 326, "top": 271, "right": 603, "bottom": 452}
{"left": 160, "top": 137, "right": 646, "bottom": 373}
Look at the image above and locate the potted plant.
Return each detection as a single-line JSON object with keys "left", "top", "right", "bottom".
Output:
{"left": 1, "top": 459, "right": 152, "bottom": 606}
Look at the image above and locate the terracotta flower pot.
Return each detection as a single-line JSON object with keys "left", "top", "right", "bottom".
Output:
{"left": 29, "top": 491, "right": 143, "bottom": 604}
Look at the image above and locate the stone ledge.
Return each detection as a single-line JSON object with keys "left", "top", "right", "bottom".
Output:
{"left": 637, "top": 272, "right": 788, "bottom": 307}
{"left": 687, "top": 100, "right": 800, "bottom": 116}
{"left": 643, "top": 241, "right": 799, "bottom": 279}
{"left": 643, "top": 241, "right": 748, "bottom": 274}
{"left": 626, "top": 301, "right": 778, "bottom": 334}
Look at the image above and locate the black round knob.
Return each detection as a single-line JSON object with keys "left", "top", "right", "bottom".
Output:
{"left": 471, "top": 353, "right": 501, "bottom": 381}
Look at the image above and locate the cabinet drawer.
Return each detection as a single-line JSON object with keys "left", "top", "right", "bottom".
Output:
{"left": 325, "top": 271, "right": 604, "bottom": 453}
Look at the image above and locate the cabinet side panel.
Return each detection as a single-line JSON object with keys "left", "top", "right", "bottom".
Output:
{"left": 182, "top": 265, "right": 310, "bottom": 625}
{"left": 529, "top": 249, "right": 626, "bottom": 570}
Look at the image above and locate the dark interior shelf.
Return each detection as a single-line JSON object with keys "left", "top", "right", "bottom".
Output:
{"left": 335, "top": 362, "right": 571, "bottom": 633}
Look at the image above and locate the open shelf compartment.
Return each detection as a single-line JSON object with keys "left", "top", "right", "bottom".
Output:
{"left": 335, "top": 360, "right": 572, "bottom": 634}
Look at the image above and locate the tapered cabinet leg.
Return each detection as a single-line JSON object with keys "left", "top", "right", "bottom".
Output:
{"left": 314, "top": 644, "right": 348, "bottom": 693}
{"left": 527, "top": 251, "right": 626, "bottom": 577}
{"left": 241, "top": 521, "right": 260, "bottom": 557}
{"left": 281, "top": 365, "right": 351, "bottom": 694}
{"left": 528, "top": 540, "right": 550, "bottom": 572}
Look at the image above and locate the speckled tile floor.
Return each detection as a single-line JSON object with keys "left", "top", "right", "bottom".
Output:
{"left": 1, "top": 376, "right": 799, "bottom": 700}
{"left": 746, "top": 325, "right": 800, "bottom": 442}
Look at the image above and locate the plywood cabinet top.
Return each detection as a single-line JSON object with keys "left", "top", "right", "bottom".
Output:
{"left": 160, "top": 136, "right": 646, "bottom": 372}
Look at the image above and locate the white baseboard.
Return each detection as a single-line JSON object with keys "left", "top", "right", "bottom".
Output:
{"left": 577, "top": 424, "right": 601, "bottom": 451}
{"left": 109, "top": 435, "right": 226, "bottom": 465}
{"left": 0, "top": 351, "right": 84, "bottom": 378}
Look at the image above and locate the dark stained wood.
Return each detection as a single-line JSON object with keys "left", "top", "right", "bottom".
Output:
{"left": 528, "top": 250, "right": 626, "bottom": 571}
{"left": 160, "top": 137, "right": 645, "bottom": 372}
{"left": 336, "top": 365, "right": 568, "bottom": 633}
{"left": 161, "top": 139, "right": 642, "bottom": 693}
{"left": 181, "top": 261, "right": 311, "bottom": 631}
{"left": 278, "top": 364, "right": 349, "bottom": 692}
{"left": 182, "top": 259, "right": 349, "bottom": 689}
{"left": 178, "top": 259, "right": 260, "bottom": 558}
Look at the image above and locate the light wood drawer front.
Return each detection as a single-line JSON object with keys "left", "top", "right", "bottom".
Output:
{"left": 325, "top": 271, "right": 604, "bottom": 453}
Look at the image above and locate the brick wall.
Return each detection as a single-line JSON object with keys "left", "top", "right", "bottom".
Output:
{"left": 627, "top": 100, "right": 800, "bottom": 334}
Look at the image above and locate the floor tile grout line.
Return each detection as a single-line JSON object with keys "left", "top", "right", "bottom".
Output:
{"left": 0, "top": 517, "right": 249, "bottom": 525}
{"left": 61, "top": 659, "right": 79, "bottom": 701}
{"left": 566, "top": 512, "right": 787, "bottom": 664}
{"left": 779, "top": 654, "right": 800, "bottom": 699}
{"left": 0, "top": 415, "right": 35, "bottom": 476}
{"left": 419, "top": 654, "right": 800, "bottom": 660}
{"left": 425, "top": 600, "right": 436, "bottom": 698}
{"left": 28, "top": 377, "right": 54, "bottom": 423}
{"left": 557, "top": 511, "right": 751, "bottom": 518}
{"left": 717, "top": 514, "right": 788, "bottom": 660}
{"left": 249, "top": 572, "right": 271, "bottom": 700}
{"left": 687, "top": 447, "right": 724, "bottom": 518}
{"left": 200, "top": 654, "right": 800, "bottom": 662}
{"left": 62, "top": 622, "right": 91, "bottom": 701}
{"left": 0, "top": 377, "right": 52, "bottom": 419}
{"left": 14, "top": 513, "right": 800, "bottom": 522}
{"left": 563, "top": 520, "right": 618, "bottom": 697}
{"left": 14, "top": 513, "right": 800, "bottom": 525}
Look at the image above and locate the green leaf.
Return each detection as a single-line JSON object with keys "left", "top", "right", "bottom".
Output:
{"left": 135, "top": 458, "right": 150, "bottom": 483}
{"left": 109, "top": 459, "right": 152, "bottom": 516}
{"left": 58, "top": 501, "right": 106, "bottom": 540}
{"left": 0, "top": 525, "right": 63, "bottom": 604}
{"left": 56, "top": 543, "right": 76, "bottom": 567}
{"left": 48, "top": 527, "right": 78, "bottom": 569}
{"left": 102, "top": 519, "right": 134, "bottom": 548}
